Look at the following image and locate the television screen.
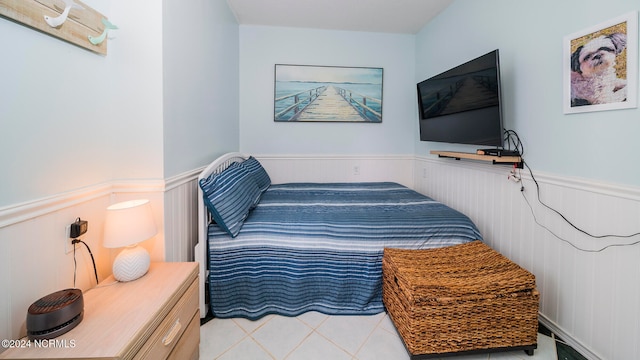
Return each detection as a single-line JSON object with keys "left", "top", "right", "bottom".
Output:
{"left": 417, "top": 50, "right": 503, "bottom": 147}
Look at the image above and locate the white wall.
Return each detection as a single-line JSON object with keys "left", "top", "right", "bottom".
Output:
{"left": 3, "top": 0, "right": 639, "bottom": 357}
{"left": 0, "top": 0, "right": 166, "bottom": 343}
{"left": 415, "top": 0, "right": 640, "bottom": 187}
{"left": 0, "top": 0, "right": 240, "bottom": 344}
{"left": 0, "top": 0, "right": 165, "bottom": 207}
{"left": 415, "top": 1, "right": 640, "bottom": 358}
{"left": 238, "top": 26, "right": 416, "bottom": 156}
{"left": 413, "top": 157, "right": 640, "bottom": 360}
{"left": 0, "top": 0, "right": 241, "bottom": 206}
{"left": 162, "top": 0, "right": 240, "bottom": 178}
{"left": 160, "top": 0, "right": 241, "bottom": 264}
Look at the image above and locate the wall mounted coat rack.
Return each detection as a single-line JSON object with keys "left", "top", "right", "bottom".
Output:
{"left": 0, "top": 0, "right": 111, "bottom": 55}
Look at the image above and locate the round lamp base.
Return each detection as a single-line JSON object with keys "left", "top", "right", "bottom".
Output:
{"left": 112, "top": 245, "right": 150, "bottom": 282}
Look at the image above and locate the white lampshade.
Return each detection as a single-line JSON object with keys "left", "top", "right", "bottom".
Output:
{"left": 104, "top": 199, "right": 157, "bottom": 248}
{"left": 103, "top": 199, "right": 157, "bottom": 282}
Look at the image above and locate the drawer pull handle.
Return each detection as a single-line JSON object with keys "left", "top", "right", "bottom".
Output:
{"left": 162, "top": 319, "right": 182, "bottom": 346}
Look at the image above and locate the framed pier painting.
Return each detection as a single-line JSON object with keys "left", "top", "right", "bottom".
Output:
{"left": 274, "top": 64, "right": 383, "bottom": 122}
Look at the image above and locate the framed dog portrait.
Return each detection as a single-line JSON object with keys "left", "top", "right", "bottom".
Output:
{"left": 563, "top": 11, "right": 638, "bottom": 114}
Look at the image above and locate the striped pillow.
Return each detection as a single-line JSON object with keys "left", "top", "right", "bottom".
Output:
{"left": 199, "top": 162, "right": 262, "bottom": 237}
{"left": 241, "top": 156, "right": 271, "bottom": 192}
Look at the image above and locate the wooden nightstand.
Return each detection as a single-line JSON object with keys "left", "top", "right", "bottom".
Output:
{"left": 0, "top": 262, "right": 199, "bottom": 360}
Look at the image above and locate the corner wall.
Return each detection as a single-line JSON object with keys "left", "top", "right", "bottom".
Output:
{"left": 413, "top": 157, "right": 640, "bottom": 359}
{"left": 0, "top": 0, "right": 240, "bottom": 345}
{"left": 162, "top": 0, "right": 241, "bottom": 178}
{"left": 0, "top": 182, "right": 166, "bottom": 343}
{"left": 415, "top": 0, "right": 640, "bottom": 186}
{"left": 414, "top": 2, "right": 640, "bottom": 358}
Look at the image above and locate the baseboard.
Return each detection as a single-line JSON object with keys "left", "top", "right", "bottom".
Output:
{"left": 539, "top": 313, "right": 602, "bottom": 360}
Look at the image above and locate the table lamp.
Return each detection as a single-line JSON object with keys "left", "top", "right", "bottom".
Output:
{"left": 103, "top": 199, "right": 157, "bottom": 282}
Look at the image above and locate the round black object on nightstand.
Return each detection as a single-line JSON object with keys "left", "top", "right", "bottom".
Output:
{"left": 26, "top": 288, "right": 84, "bottom": 340}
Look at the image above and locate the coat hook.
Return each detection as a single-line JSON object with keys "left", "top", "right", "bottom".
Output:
{"left": 44, "top": 0, "right": 83, "bottom": 28}
{"left": 88, "top": 18, "right": 118, "bottom": 45}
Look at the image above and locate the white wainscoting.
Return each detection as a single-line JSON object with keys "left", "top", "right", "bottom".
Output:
{"left": 192, "top": 153, "right": 640, "bottom": 358}
{"left": 256, "top": 154, "right": 415, "bottom": 188}
{"left": 164, "top": 168, "right": 203, "bottom": 262}
{"left": 0, "top": 181, "right": 166, "bottom": 344}
{"left": 414, "top": 155, "right": 640, "bottom": 360}
{"left": 3, "top": 154, "right": 638, "bottom": 359}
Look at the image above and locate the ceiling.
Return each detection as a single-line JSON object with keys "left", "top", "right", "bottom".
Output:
{"left": 226, "top": 0, "right": 454, "bottom": 34}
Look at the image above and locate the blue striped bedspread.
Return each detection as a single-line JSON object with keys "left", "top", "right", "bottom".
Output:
{"left": 207, "top": 182, "right": 482, "bottom": 319}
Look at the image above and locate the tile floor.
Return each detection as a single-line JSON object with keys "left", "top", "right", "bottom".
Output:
{"left": 199, "top": 312, "right": 559, "bottom": 360}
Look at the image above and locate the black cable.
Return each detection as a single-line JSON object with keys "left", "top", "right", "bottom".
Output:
{"left": 520, "top": 182, "right": 640, "bottom": 252}
{"left": 73, "top": 243, "right": 77, "bottom": 288}
{"left": 501, "top": 128, "right": 639, "bottom": 251}
{"left": 522, "top": 160, "right": 640, "bottom": 240}
{"left": 72, "top": 239, "right": 99, "bottom": 285}
{"left": 503, "top": 129, "right": 524, "bottom": 156}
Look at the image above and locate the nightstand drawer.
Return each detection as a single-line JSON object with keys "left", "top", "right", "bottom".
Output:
{"left": 134, "top": 277, "right": 198, "bottom": 360}
{"left": 167, "top": 312, "right": 199, "bottom": 360}
{"left": 0, "top": 263, "right": 199, "bottom": 360}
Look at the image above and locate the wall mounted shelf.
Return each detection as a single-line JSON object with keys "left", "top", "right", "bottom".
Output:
{"left": 431, "top": 150, "right": 523, "bottom": 168}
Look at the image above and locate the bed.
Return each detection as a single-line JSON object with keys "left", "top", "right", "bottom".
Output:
{"left": 195, "top": 153, "right": 482, "bottom": 319}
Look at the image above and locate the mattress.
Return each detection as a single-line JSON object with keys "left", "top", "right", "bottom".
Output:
{"left": 207, "top": 182, "right": 482, "bottom": 319}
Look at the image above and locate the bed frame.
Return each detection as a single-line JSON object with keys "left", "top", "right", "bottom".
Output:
{"left": 195, "top": 152, "right": 250, "bottom": 318}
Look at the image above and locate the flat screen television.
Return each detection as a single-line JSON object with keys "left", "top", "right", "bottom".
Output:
{"left": 417, "top": 49, "right": 504, "bottom": 147}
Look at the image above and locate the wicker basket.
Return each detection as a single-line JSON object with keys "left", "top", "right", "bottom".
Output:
{"left": 382, "top": 241, "right": 539, "bottom": 358}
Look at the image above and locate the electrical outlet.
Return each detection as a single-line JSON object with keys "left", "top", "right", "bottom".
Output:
{"left": 423, "top": 168, "right": 427, "bottom": 178}
{"left": 353, "top": 165, "right": 360, "bottom": 176}
{"left": 64, "top": 225, "right": 74, "bottom": 254}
